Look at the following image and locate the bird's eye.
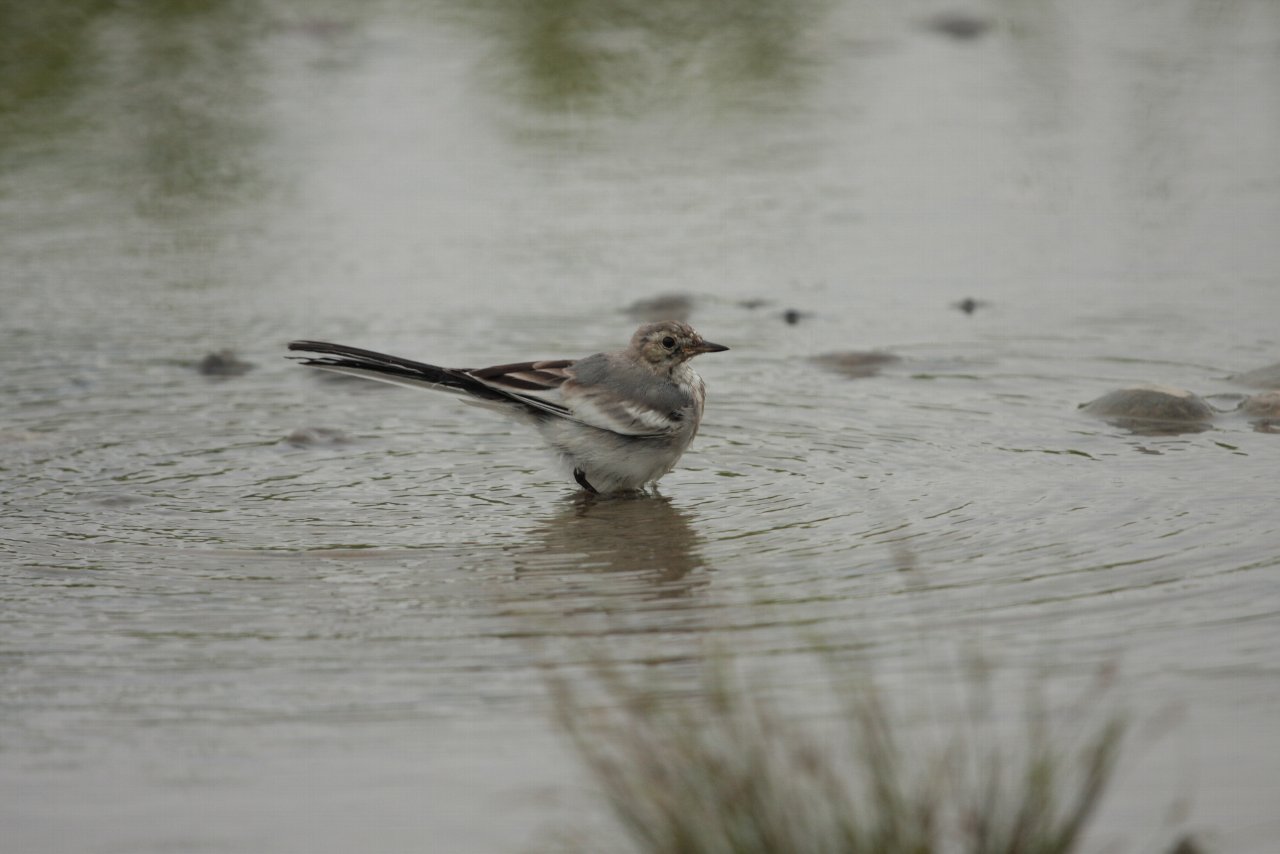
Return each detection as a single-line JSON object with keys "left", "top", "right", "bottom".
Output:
{"left": 661, "top": 336, "right": 676, "bottom": 350}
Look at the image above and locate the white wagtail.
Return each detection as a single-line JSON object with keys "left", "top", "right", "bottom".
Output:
{"left": 287, "top": 321, "right": 728, "bottom": 494}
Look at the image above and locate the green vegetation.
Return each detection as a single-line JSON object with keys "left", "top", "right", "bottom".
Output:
{"left": 549, "top": 652, "right": 1160, "bottom": 854}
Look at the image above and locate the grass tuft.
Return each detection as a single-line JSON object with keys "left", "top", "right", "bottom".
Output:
{"left": 548, "top": 651, "right": 1139, "bottom": 854}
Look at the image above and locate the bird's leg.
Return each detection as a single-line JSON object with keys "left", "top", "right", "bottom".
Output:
{"left": 573, "top": 468, "right": 598, "bottom": 494}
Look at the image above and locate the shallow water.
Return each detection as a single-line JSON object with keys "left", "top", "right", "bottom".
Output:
{"left": 3, "top": 1, "right": 1279, "bottom": 852}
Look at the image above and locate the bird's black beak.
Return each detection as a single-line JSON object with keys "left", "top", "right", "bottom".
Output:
{"left": 691, "top": 339, "right": 729, "bottom": 354}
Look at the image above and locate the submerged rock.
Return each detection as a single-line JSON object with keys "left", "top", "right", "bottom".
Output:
{"left": 282, "top": 426, "right": 354, "bottom": 447}
{"left": 953, "top": 297, "right": 988, "bottom": 315}
{"left": 1081, "top": 385, "right": 1215, "bottom": 434}
{"left": 95, "top": 492, "right": 150, "bottom": 508}
{"left": 198, "top": 349, "right": 254, "bottom": 377}
{"left": 625, "top": 293, "right": 694, "bottom": 322}
{"left": 922, "top": 11, "right": 994, "bottom": 41}
{"left": 811, "top": 351, "right": 902, "bottom": 379}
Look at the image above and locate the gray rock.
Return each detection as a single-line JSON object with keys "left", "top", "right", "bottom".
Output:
{"left": 198, "top": 349, "right": 254, "bottom": 376}
{"left": 1081, "top": 385, "right": 1216, "bottom": 434}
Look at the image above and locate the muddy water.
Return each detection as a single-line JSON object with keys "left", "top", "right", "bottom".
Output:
{"left": 3, "top": 2, "right": 1279, "bottom": 852}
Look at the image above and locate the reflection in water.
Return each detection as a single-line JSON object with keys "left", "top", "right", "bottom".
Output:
{"left": 4, "top": 2, "right": 1279, "bottom": 851}
{"left": 1000, "top": 2, "right": 1280, "bottom": 279}
{"left": 0, "top": 1, "right": 268, "bottom": 219}
{"left": 1093, "top": 417, "right": 1213, "bottom": 437}
{"left": 512, "top": 493, "right": 707, "bottom": 597}
{"left": 463, "top": 0, "right": 826, "bottom": 112}
{"left": 0, "top": 4, "right": 100, "bottom": 115}
{"left": 103, "top": 2, "right": 268, "bottom": 218}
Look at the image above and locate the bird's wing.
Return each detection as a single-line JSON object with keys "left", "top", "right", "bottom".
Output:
{"left": 469, "top": 360, "right": 679, "bottom": 438}
{"left": 557, "top": 382, "right": 685, "bottom": 437}
{"left": 463, "top": 359, "right": 580, "bottom": 420}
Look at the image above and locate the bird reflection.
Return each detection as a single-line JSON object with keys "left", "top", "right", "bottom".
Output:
{"left": 512, "top": 493, "right": 708, "bottom": 598}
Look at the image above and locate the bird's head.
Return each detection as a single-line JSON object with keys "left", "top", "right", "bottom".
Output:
{"left": 630, "top": 321, "right": 729, "bottom": 368}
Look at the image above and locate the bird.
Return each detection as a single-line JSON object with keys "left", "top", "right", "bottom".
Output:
{"left": 287, "top": 321, "right": 729, "bottom": 494}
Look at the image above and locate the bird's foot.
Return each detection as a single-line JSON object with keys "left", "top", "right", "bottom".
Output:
{"left": 573, "top": 468, "right": 599, "bottom": 494}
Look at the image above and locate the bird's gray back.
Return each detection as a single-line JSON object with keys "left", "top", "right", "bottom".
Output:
{"left": 570, "top": 352, "right": 696, "bottom": 414}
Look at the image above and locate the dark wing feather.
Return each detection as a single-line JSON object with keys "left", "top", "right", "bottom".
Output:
{"left": 470, "top": 360, "right": 574, "bottom": 392}
{"left": 467, "top": 360, "right": 673, "bottom": 436}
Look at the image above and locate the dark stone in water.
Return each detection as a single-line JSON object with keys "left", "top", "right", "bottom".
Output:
{"left": 923, "top": 11, "right": 994, "bottom": 41}
{"left": 1167, "top": 835, "right": 1205, "bottom": 854}
{"left": 283, "top": 427, "right": 354, "bottom": 447}
{"left": 1081, "top": 386, "right": 1215, "bottom": 434}
{"left": 811, "top": 351, "right": 902, "bottom": 379}
{"left": 96, "top": 492, "right": 150, "bottom": 508}
{"left": 1241, "top": 390, "right": 1280, "bottom": 418}
{"left": 1228, "top": 361, "right": 1280, "bottom": 389}
{"left": 625, "top": 293, "right": 694, "bottom": 322}
{"left": 782, "top": 309, "right": 806, "bottom": 325}
{"left": 953, "top": 297, "right": 988, "bottom": 315}
{"left": 199, "top": 349, "right": 254, "bottom": 376}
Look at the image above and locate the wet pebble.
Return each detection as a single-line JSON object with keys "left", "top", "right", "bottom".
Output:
{"left": 282, "top": 426, "right": 354, "bottom": 447}
{"left": 922, "top": 11, "right": 994, "bottom": 41}
{"left": 95, "top": 492, "right": 151, "bottom": 508}
{"left": 782, "top": 308, "right": 807, "bottom": 325}
{"left": 198, "top": 349, "right": 254, "bottom": 376}
{"left": 953, "top": 297, "right": 988, "bottom": 315}
{"left": 811, "top": 351, "right": 902, "bottom": 379}
{"left": 1081, "top": 385, "right": 1216, "bottom": 433}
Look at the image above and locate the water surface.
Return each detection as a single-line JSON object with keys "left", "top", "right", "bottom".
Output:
{"left": 3, "top": 2, "right": 1279, "bottom": 852}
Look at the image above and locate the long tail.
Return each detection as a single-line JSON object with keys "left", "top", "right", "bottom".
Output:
{"left": 286, "top": 340, "right": 511, "bottom": 403}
